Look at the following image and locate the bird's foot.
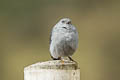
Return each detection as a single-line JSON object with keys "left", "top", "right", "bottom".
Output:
{"left": 51, "top": 56, "right": 61, "bottom": 60}
{"left": 60, "top": 59, "right": 64, "bottom": 64}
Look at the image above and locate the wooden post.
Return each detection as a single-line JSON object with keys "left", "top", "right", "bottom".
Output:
{"left": 24, "top": 60, "right": 80, "bottom": 80}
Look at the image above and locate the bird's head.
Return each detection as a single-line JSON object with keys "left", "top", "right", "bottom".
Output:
{"left": 54, "top": 18, "right": 74, "bottom": 30}
{"left": 59, "top": 18, "right": 72, "bottom": 25}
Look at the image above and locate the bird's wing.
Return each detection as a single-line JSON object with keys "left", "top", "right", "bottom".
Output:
{"left": 49, "top": 28, "right": 54, "bottom": 45}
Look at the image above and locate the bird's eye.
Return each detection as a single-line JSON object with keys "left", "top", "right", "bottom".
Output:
{"left": 62, "top": 21, "right": 65, "bottom": 23}
{"left": 67, "top": 21, "right": 71, "bottom": 24}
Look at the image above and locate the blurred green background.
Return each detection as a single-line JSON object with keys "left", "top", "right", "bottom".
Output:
{"left": 0, "top": 0, "right": 120, "bottom": 80}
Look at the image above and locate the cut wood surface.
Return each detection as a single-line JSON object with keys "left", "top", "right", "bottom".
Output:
{"left": 24, "top": 60, "right": 80, "bottom": 80}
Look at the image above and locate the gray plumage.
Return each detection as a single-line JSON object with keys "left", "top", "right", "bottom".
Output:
{"left": 49, "top": 18, "right": 78, "bottom": 60}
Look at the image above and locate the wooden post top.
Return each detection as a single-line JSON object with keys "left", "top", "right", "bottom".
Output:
{"left": 24, "top": 60, "right": 80, "bottom": 71}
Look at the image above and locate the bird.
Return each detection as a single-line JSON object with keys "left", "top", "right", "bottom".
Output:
{"left": 49, "top": 18, "right": 78, "bottom": 61}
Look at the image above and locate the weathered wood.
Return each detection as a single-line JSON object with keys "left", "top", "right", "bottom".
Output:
{"left": 24, "top": 60, "right": 80, "bottom": 80}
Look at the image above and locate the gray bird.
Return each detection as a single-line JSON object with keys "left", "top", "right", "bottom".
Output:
{"left": 49, "top": 18, "right": 78, "bottom": 61}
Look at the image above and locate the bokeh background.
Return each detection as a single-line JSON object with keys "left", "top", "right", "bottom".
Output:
{"left": 0, "top": 0, "right": 120, "bottom": 80}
